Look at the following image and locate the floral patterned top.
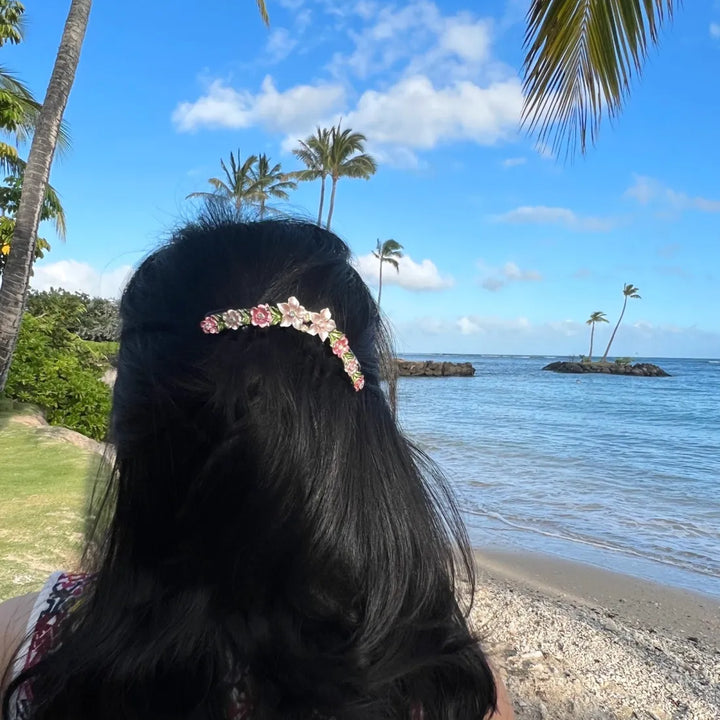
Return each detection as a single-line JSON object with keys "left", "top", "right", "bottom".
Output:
{"left": 7, "top": 572, "right": 255, "bottom": 720}
{"left": 9, "top": 571, "right": 89, "bottom": 720}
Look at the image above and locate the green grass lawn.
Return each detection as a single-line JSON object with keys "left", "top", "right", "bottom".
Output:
{"left": 0, "top": 409, "right": 98, "bottom": 601}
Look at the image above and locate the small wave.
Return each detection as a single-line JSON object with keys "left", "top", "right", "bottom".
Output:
{"left": 467, "top": 508, "right": 720, "bottom": 580}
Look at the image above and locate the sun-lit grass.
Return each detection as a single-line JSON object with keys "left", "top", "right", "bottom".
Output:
{"left": 0, "top": 408, "right": 98, "bottom": 601}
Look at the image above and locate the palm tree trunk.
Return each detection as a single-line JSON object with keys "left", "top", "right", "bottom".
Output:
{"left": 325, "top": 176, "right": 338, "bottom": 231}
{"left": 260, "top": 197, "right": 265, "bottom": 219}
{"left": 588, "top": 323, "right": 594, "bottom": 362}
{"left": 316, "top": 175, "right": 326, "bottom": 226}
{"left": 0, "top": 0, "right": 92, "bottom": 393}
{"left": 377, "top": 256, "right": 384, "bottom": 308}
{"left": 601, "top": 297, "right": 628, "bottom": 362}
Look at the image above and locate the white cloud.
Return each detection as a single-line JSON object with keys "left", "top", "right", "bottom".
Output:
{"left": 173, "top": 2, "right": 524, "bottom": 165}
{"left": 535, "top": 142, "right": 555, "bottom": 160}
{"left": 354, "top": 252, "right": 454, "bottom": 291}
{"left": 31, "top": 260, "right": 132, "bottom": 298}
{"left": 172, "top": 76, "right": 345, "bottom": 134}
{"left": 710, "top": 22, "right": 720, "bottom": 38}
{"left": 395, "top": 314, "right": 720, "bottom": 357}
{"left": 346, "top": 75, "right": 523, "bottom": 150}
{"left": 266, "top": 28, "right": 298, "bottom": 63}
{"left": 625, "top": 175, "right": 720, "bottom": 213}
{"left": 457, "top": 315, "right": 532, "bottom": 335}
{"left": 439, "top": 16, "right": 491, "bottom": 63}
{"left": 502, "top": 156, "right": 526, "bottom": 167}
{"left": 494, "top": 205, "right": 615, "bottom": 232}
{"left": 477, "top": 260, "right": 542, "bottom": 291}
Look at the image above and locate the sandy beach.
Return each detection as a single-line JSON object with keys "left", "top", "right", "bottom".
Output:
{"left": 469, "top": 550, "right": 720, "bottom": 720}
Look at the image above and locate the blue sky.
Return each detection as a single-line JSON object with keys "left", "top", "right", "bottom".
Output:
{"left": 7, "top": 0, "right": 720, "bottom": 357}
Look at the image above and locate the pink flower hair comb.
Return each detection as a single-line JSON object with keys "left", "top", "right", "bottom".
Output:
{"left": 200, "top": 296, "right": 365, "bottom": 391}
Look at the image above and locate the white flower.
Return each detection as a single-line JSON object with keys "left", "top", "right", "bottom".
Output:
{"left": 307, "top": 308, "right": 336, "bottom": 342}
{"left": 223, "top": 309, "right": 243, "bottom": 330}
{"left": 277, "top": 296, "right": 308, "bottom": 330}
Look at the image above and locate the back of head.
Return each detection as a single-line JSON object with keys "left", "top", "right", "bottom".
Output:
{"left": 5, "top": 217, "right": 495, "bottom": 720}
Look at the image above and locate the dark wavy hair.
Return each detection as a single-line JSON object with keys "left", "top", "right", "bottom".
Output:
{"left": 4, "top": 217, "right": 496, "bottom": 720}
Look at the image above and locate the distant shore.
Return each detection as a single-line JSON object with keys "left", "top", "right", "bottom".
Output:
{"left": 469, "top": 548, "right": 720, "bottom": 719}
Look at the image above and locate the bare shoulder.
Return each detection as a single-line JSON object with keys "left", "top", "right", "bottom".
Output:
{"left": 0, "top": 593, "right": 37, "bottom": 683}
{"left": 491, "top": 672, "right": 515, "bottom": 719}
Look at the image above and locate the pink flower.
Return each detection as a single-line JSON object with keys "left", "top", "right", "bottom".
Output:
{"left": 278, "top": 296, "right": 308, "bottom": 330}
{"left": 250, "top": 304, "right": 273, "bottom": 328}
{"left": 307, "top": 308, "right": 336, "bottom": 342}
{"left": 200, "top": 316, "right": 219, "bottom": 334}
{"left": 353, "top": 375, "right": 365, "bottom": 392}
{"left": 223, "top": 309, "right": 243, "bottom": 330}
{"left": 344, "top": 357, "right": 359, "bottom": 375}
{"left": 331, "top": 335, "right": 350, "bottom": 358}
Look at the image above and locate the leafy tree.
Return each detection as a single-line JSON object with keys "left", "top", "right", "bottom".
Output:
{"left": 372, "top": 239, "right": 403, "bottom": 308}
{"left": 0, "top": 172, "right": 66, "bottom": 277}
{"left": 522, "top": 0, "right": 677, "bottom": 156}
{"left": 601, "top": 283, "right": 641, "bottom": 362}
{"left": 187, "top": 150, "right": 259, "bottom": 211}
{"left": 292, "top": 127, "right": 331, "bottom": 225}
{"left": 4, "top": 312, "right": 112, "bottom": 440}
{"left": 0, "top": 0, "right": 270, "bottom": 392}
{"left": 325, "top": 122, "right": 377, "bottom": 231}
{"left": 0, "top": 0, "right": 87, "bottom": 392}
{"left": 82, "top": 296, "right": 120, "bottom": 342}
{"left": 26, "top": 288, "right": 120, "bottom": 342}
{"left": 585, "top": 311, "right": 608, "bottom": 362}
{"left": 250, "top": 153, "right": 296, "bottom": 218}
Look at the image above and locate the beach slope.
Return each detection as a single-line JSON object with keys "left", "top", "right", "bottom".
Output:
{"left": 470, "top": 550, "right": 720, "bottom": 720}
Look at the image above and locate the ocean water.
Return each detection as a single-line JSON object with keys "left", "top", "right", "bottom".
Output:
{"left": 396, "top": 356, "right": 720, "bottom": 598}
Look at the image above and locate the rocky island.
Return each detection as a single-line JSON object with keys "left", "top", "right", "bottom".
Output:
{"left": 396, "top": 359, "right": 475, "bottom": 377}
{"left": 543, "top": 361, "right": 670, "bottom": 377}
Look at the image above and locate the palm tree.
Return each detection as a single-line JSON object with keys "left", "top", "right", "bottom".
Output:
{"left": 292, "top": 127, "right": 331, "bottom": 225}
{"left": 0, "top": 0, "right": 90, "bottom": 392}
{"left": 250, "top": 153, "right": 296, "bottom": 218}
{"left": 522, "top": 1, "right": 676, "bottom": 156}
{"left": 325, "top": 122, "right": 377, "bottom": 231}
{"left": 601, "top": 284, "right": 641, "bottom": 362}
{"left": 0, "top": 1, "right": 71, "bottom": 177}
{"left": 186, "top": 150, "right": 258, "bottom": 212}
{"left": 585, "top": 311, "right": 608, "bottom": 362}
{"left": 372, "top": 239, "right": 403, "bottom": 308}
{"left": 0, "top": 0, "right": 270, "bottom": 391}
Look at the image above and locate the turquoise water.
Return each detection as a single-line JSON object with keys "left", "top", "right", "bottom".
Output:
{"left": 397, "top": 356, "right": 720, "bottom": 598}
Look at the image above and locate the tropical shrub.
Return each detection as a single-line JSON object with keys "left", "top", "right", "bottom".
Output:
{"left": 4, "top": 313, "right": 112, "bottom": 440}
{"left": 26, "top": 288, "right": 120, "bottom": 341}
{"left": 614, "top": 357, "right": 632, "bottom": 366}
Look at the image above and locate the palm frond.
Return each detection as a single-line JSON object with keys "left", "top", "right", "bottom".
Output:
{"left": 287, "top": 168, "right": 320, "bottom": 182}
{"left": 522, "top": 0, "right": 677, "bottom": 157}
{"left": 623, "top": 283, "right": 641, "bottom": 298}
{"left": 339, "top": 154, "right": 377, "bottom": 179}
{"left": 256, "top": 0, "right": 270, "bottom": 26}
{"left": 385, "top": 258, "right": 400, "bottom": 272}
{"left": 381, "top": 239, "right": 404, "bottom": 254}
{"left": 0, "top": 140, "right": 24, "bottom": 175}
{"left": 42, "top": 183, "right": 66, "bottom": 239}
{"left": 186, "top": 191, "right": 222, "bottom": 201}
{"left": 208, "top": 177, "right": 233, "bottom": 196}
